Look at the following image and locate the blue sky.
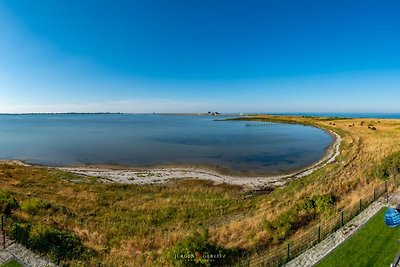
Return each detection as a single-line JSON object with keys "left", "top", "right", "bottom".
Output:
{"left": 1, "top": 0, "right": 400, "bottom": 113}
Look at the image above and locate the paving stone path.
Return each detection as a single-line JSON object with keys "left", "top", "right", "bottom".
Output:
{"left": 0, "top": 231, "right": 56, "bottom": 267}
{"left": 286, "top": 194, "right": 400, "bottom": 267}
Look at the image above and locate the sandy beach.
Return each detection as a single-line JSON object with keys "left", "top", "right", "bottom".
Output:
{"left": 58, "top": 129, "right": 341, "bottom": 189}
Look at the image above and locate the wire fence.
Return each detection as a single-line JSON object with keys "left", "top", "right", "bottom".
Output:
{"left": 233, "top": 181, "right": 389, "bottom": 267}
{"left": 0, "top": 181, "right": 391, "bottom": 266}
{"left": 1, "top": 215, "right": 7, "bottom": 250}
{"left": 0, "top": 215, "right": 103, "bottom": 266}
{"left": 234, "top": 181, "right": 389, "bottom": 267}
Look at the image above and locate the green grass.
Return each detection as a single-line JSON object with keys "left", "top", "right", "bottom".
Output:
{"left": 317, "top": 208, "right": 400, "bottom": 267}
{"left": 0, "top": 259, "right": 23, "bottom": 267}
{"left": 0, "top": 165, "right": 259, "bottom": 266}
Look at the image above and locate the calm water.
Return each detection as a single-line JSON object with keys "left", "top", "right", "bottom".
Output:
{"left": 0, "top": 114, "right": 332, "bottom": 174}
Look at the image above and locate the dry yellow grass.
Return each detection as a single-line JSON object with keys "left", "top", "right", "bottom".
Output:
{"left": 0, "top": 115, "right": 399, "bottom": 266}
{"left": 210, "top": 116, "right": 400, "bottom": 249}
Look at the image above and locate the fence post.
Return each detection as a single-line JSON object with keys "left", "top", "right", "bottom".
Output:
{"left": 373, "top": 189, "right": 376, "bottom": 201}
{"left": 318, "top": 225, "right": 321, "bottom": 243}
{"left": 385, "top": 181, "right": 389, "bottom": 203}
{"left": 359, "top": 199, "right": 362, "bottom": 212}
{"left": 341, "top": 211, "right": 344, "bottom": 227}
{"left": 287, "top": 242, "right": 291, "bottom": 262}
{"left": 1, "top": 215, "right": 4, "bottom": 250}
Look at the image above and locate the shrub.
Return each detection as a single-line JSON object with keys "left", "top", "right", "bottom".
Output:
{"left": 299, "top": 194, "right": 336, "bottom": 214}
{"left": 266, "top": 208, "right": 317, "bottom": 242}
{"left": 49, "top": 205, "right": 74, "bottom": 218}
{"left": 11, "top": 222, "right": 85, "bottom": 264}
{"left": 370, "top": 152, "right": 400, "bottom": 180}
{"left": 21, "top": 198, "right": 51, "bottom": 215}
{"left": 29, "top": 224, "right": 84, "bottom": 262}
{"left": 11, "top": 222, "right": 31, "bottom": 247}
{"left": 0, "top": 191, "right": 19, "bottom": 216}
{"left": 263, "top": 194, "right": 336, "bottom": 243}
{"left": 168, "top": 229, "right": 242, "bottom": 266}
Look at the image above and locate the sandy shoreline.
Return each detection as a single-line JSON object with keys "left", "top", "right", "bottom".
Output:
{"left": 0, "top": 126, "right": 341, "bottom": 189}
{"left": 55, "top": 129, "right": 341, "bottom": 189}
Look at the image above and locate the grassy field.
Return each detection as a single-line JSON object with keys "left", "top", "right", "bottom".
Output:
{"left": 1, "top": 115, "right": 400, "bottom": 266}
{"left": 317, "top": 208, "right": 400, "bottom": 267}
{"left": 0, "top": 166, "right": 259, "bottom": 266}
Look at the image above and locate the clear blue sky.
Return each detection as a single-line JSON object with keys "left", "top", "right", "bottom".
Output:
{"left": 1, "top": 0, "right": 400, "bottom": 113}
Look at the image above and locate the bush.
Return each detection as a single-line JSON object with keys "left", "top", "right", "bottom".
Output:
{"left": 264, "top": 208, "right": 314, "bottom": 242}
{"left": 11, "top": 222, "right": 85, "bottom": 264}
{"left": 29, "top": 224, "right": 84, "bottom": 262}
{"left": 11, "top": 223, "right": 31, "bottom": 247}
{"left": 263, "top": 194, "right": 336, "bottom": 243}
{"left": 0, "top": 191, "right": 19, "bottom": 216}
{"left": 299, "top": 194, "right": 336, "bottom": 214}
{"left": 21, "top": 198, "right": 51, "bottom": 215}
{"left": 168, "top": 229, "right": 242, "bottom": 266}
{"left": 370, "top": 152, "right": 400, "bottom": 180}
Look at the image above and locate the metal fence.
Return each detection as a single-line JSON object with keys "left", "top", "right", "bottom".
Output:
{"left": 1, "top": 215, "right": 7, "bottom": 250}
{"left": 0, "top": 181, "right": 391, "bottom": 267}
{"left": 235, "top": 181, "right": 389, "bottom": 267}
{"left": 0, "top": 215, "right": 103, "bottom": 266}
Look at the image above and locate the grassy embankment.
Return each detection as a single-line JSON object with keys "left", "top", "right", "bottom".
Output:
{"left": 1, "top": 115, "right": 400, "bottom": 266}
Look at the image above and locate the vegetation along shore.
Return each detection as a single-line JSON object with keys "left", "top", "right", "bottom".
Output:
{"left": 1, "top": 115, "right": 400, "bottom": 266}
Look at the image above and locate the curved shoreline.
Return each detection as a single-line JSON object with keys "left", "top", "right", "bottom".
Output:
{"left": 55, "top": 128, "right": 341, "bottom": 189}
{"left": 0, "top": 122, "right": 341, "bottom": 189}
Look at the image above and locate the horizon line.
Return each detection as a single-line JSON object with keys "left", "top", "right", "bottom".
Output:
{"left": 1, "top": 111, "right": 400, "bottom": 115}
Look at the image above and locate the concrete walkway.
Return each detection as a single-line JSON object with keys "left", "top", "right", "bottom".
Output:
{"left": 0, "top": 231, "right": 56, "bottom": 267}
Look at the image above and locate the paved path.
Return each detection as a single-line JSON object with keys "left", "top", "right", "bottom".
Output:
{"left": 285, "top": 195, "right": 393, "bottom": 267}
{"left": 0, "top": 230, "right": 56, "bottom": 267}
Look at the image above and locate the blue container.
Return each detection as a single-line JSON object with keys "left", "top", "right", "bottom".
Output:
{"left": 384, "top": 208, "right": 400, "bottom": 227}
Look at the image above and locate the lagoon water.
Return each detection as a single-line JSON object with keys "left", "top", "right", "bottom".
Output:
{"left": 0, "top": 114, "right": 332, "bottom": 174}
